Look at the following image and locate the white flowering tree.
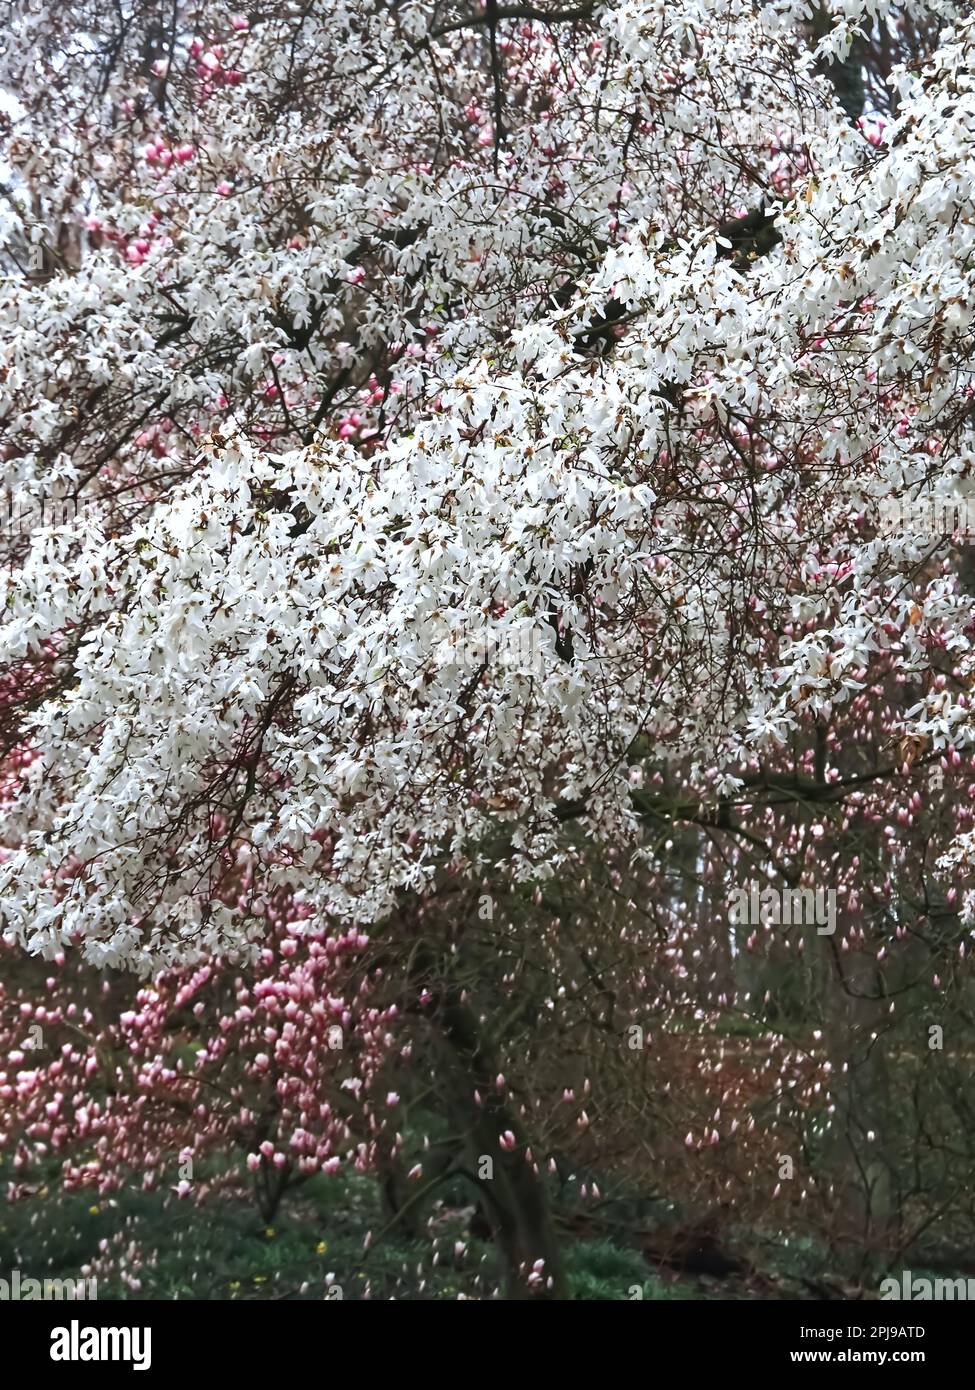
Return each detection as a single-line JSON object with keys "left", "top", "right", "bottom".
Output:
{"left": 3, "top": 0, "right": 975, "bottom": 1294}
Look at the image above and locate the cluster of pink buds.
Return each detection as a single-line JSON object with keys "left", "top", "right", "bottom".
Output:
{"left": 336, "top": 411, "right": 377, "bottom": 442}
{"left": 134, "top": 418, "right": 175, "bottom": 456}
{"left": 84, "top": 213, "right": 165, "bottom": 267}
{"left": 144, "top": 139, "right": 195, "bottom": 168}
{"left": 189, "top": 36, "right": 244, "bottom": 88}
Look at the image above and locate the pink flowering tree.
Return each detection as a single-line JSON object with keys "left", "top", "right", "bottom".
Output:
{"left": 0, "top": 897, "right": 398, "bottom": 1224}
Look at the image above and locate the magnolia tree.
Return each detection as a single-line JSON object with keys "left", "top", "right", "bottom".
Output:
{"left": 3, "top": 0, "right": 975, "bottom": 1296}
{"left": 0, "top": 894, "right": 397, "bottom": 1220}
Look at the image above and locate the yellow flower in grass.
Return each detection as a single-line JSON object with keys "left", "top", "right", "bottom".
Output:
{"left": 316, "top": 1241, "right": 328, "bottom": 1255}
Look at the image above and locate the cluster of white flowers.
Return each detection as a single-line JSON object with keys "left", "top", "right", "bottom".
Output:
{"left": 2, "top": 0, "right": 975, "bottom": 967}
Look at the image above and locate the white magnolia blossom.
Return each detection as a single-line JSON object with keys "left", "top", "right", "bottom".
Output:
{"left": 1, "top": 0, "right": 975, "bottom": 967}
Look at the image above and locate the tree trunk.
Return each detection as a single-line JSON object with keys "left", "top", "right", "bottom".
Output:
{"left": 438, "top": 987, "right": 569, "bottom": 1299}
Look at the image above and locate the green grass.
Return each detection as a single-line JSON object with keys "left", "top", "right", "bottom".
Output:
{"left": 1, "top": 1164, "right": 920, "bottom": 1300}
{"left": 0, "top": 1169, "right": 502, "bottom": 1300}
{"left": 564, "top": 1240, "right": 698, "bottom": 1300}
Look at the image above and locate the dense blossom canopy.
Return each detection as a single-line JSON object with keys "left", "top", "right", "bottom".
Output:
{"left": 1, "top": 0, "right": 974, "bottom": 976}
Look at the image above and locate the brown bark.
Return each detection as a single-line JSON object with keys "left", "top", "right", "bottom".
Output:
{"left": 438, "top": 986, "right": 569, "bottom": 1299}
